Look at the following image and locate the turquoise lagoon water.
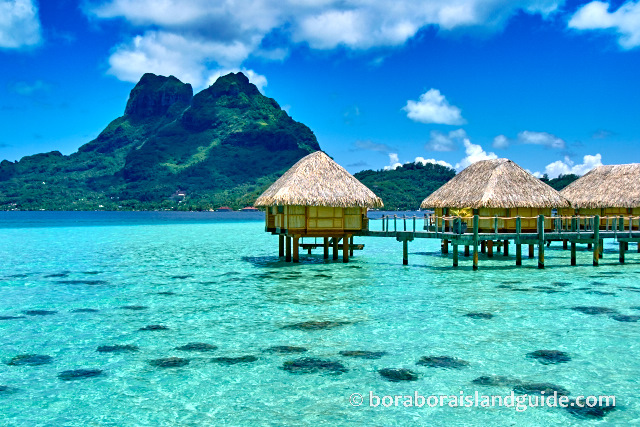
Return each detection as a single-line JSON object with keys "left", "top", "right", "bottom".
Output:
{"left": 0, "top": 211, "right": 639, "bottom": 426}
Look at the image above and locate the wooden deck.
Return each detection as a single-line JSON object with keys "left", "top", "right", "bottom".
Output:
{"left": 358, "top": 214, "right": 640, "bottom": 268}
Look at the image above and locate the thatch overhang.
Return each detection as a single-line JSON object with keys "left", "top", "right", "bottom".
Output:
{"left": 560, "top": 163, "right": 640, "bottom": 209}
{"left": 254, "top": 151, "right": 383, "bottom": 208}
{"left": 421, "top": 158, "right": 570, "bottom": 209}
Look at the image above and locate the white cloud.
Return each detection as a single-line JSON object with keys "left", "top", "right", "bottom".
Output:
{"left": 494, "top": 131, "right": 566, "bottom": 149}
{"left": 85, "top": 0, "right": 566, "bottom": 84}
{"left": 517, "top": 131, "right": 565, "bottom": 149}
{"left": 106, "top": 31, "right": 265, "bottom": 89}
{"left": 569, "top": 1, "right": 640, "bottom": 49}
{"left": 455, "top": 139, "right": 498, "bottom": 171}
{"left": 415, "top": 156, "right": 453, "bottom": 169}
{"left": 492, "top": 134, "right": 509, "bottom": 149}
{"left": 383, "top": 152, "right": 403, "bottom": 170}
{"left": 426, "top": 128, "right": 466, "bottom": 151}
{"left": 539, "top": 154, "right": 603, "bottom": 178}
{"left": 0, "top": 0, "right": 41, "bottom": 49}
{"left": 404, "top": 89, "right": 465, "bottom": 125}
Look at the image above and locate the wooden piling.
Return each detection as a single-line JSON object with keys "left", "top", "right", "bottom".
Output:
{"left": 442, "top": 239, "right": 449, "bottom": 254}
{"left": 473, "top": 215, "right": 479, "bottom": 270}
{"left": 286, "top": 236, "right": 292, "bottom": 262}
{"left": 343, "top": 235, "right": 349, "bottom": 263}
{"left": 516, "top": 217, "right": 522, "bottom": 266}
{"left": 593, "top": 215, "right": 600, "bottom": 266}
{"left": 529, "top": 244, "right": 534, "bottom": 258}
{"left": 403, "top": 239, "right": 408, "bottom": 265}
{"left": 293, "top": 236, "right": 300, "bottom": 263}
{"left": 504, "top": 240, "right": 509, "bottom": 257}
{"left": 563, "top": 239, "right": 568, "bottom": 250}
{"left": 599, "top": 238, "right": 604, "bottom": 259}
{"left": 481, "top": 241, "right": 486, "bottom": 254}
{"left": 620, "top": 241, "right": 625, "bottom": 264}
{"left": 571, "top": 241, "right": 576, "bottom": 266}
{"left": 349, "top": 236, "right": 354, "bottom": 256}
{"left": 279, "top": 235, "right": 285, "bottom": 257}
{"left": 453, "top": 243, "right": 459, "bottom": 267}
{"left": 487, "top": 240, "right": 493, "bottom": 257}
{"left": 333, "top": 237, "right": 339, "bottom": 260}
{"left": 323, "top": 237, "right": 329, "bottom": 259}
{"left": 538, "top": 215, "right": 545, "bottom": 269}
{"left": 464, "top": 245, "right": 470, "bottom": 256}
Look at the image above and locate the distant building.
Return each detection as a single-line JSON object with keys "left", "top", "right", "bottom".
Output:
{"left": 240, "top": 207, "right": 259, "bottom": 212}
{"left": 216, "top": 206, "right": 233, "bottom": 212}
{"left": 169, "top": 190, "right": 187, "bottom": 202}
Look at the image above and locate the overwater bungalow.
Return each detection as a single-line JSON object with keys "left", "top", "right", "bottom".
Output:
{"left": 560, "top": 163, "right": 640, "bottom": 229}
{"left": 254, "top": 151, "right": 383, "bottom": 262}
{"left": 421, "top": 158, "right": 570, "bottom": 233}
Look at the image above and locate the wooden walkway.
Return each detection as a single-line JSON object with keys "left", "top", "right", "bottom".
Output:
{"left": 359, "top": 214, "right": 640, "bottom": 269}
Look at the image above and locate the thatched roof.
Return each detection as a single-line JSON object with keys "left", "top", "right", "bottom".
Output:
{"left": 421, "top": 158, "right": 570, "bottom": 209}
{"left": 560, "top": 163, "right": 640, "bottom": 208}
{"left": 254, "top": 151, "right": 383, "bottom": 208}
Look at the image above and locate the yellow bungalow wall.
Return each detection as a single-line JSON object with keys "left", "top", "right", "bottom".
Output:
{"left": 570, "top": 207, "right": 640, "bottom": 227}
{"left": 266, "top": 205, "right": 368, "bottom": 233}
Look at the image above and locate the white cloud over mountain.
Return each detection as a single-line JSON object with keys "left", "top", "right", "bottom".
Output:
{"left": 455, "top": 139, "right": 498, "bottom": 171}
{"left": 85, "top": 0, "right": 568, "bottom": 86}
{"left": 537, "top": 154, "right": 603, "bottom": 178}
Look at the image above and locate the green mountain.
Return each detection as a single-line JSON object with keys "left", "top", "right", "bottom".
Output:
{"left": 540, "top": 173, "right": 580, "bottom": 191}
{"left": 354, "top": 162, "right": 456, "bottom": 210}
{"left": 0, "top": 72, "right": 320, "bottom": 210}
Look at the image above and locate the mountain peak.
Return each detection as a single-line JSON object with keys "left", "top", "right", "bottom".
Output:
{"left": 124, "top": 73, "right": 193, "bottom": 118}
{"left": 206, "top": 72, "right": 261, "bottom": 98}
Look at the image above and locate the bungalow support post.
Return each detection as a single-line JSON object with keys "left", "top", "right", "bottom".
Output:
{"left": 538, "top": 215, "right": 545, "bottom": 269}
{"left": 473, "top": 215, "right": 479, "bottom": 270}
{"left": 293, "top": 236, "right": 300, "bottom": 263}
{"left": 286, "top": 236, "right": 292, "bottom": 262}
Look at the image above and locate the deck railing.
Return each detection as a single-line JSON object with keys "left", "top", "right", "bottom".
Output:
{"left": 370, "top": 214, "right": 640, "bottom": 237}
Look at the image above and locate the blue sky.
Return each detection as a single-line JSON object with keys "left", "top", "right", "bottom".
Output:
{"left": 1, "top": 0, "right": 639, "bottom": 178}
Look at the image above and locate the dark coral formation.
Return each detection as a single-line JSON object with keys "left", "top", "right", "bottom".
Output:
{"left": 139, "top": 325, "right": 169, "bottom": 331}
{"left": 526, "top": 350, "right": 572, "bottom": 365}
{"left": 379, "top": 368, "right": 419, "bottom": 382}
{"left": 211, "top": 356, "right": 258, "bottom": 365}
{"left": 149, "top": 357, "right": 189, "bottom": 368}
{"left": 338, "top": 350, "right": 387, "bottom": 359}
{"left": 6, "top": 354, "right": 53, "bottom": 366}
{"left": 416, "top": 356, "right": 470, "bottom": 369}
{"left": 58, "top": 369, "right": 103, "bottom": 381}
{"left": 97, "top": 345, "right": 139, "bottom": 353}
{"left": 175, "top": 343, "right": 218, "bottom": 352}
{"left": 281, "top": 358, "right": 347, "bottom": 374}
